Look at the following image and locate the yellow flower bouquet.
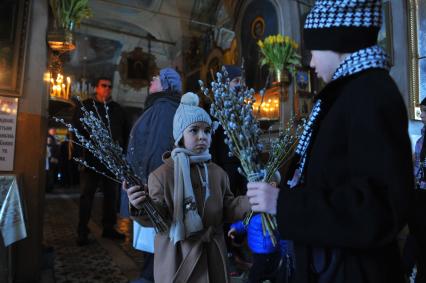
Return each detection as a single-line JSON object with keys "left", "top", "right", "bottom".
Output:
{"left": 257, "top": 34, "right": 301, "bottom": 81}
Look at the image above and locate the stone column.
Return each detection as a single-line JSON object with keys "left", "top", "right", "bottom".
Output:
{"left": 7, "top": 1, "right": 48, "bottom": 282}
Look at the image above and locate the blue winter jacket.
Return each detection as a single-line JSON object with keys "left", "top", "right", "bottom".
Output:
{"left": 231, "top": 214, "right": 288, "bottom": 255}
{"left": 120, "top": 92, "right": 181, "bottom": 216}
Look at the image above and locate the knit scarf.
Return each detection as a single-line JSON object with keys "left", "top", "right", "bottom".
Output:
{"left": 169, "top": 148, "right": 211, "bottom": 244}
{"left": 332, "top": 45, "right": 390, "bottom": 81}
{"left": 288, "top": 45, "right": 390, "bottom": 188}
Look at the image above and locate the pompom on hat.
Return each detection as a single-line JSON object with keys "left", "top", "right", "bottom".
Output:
{"left": 159, "top": 67, "right": 182, "bottom": 94}
{"left": 173, "top": 92, "right": 212, "bottom": 145}
{"left": 303, "top": 0, "right": 382, "bottom": 53}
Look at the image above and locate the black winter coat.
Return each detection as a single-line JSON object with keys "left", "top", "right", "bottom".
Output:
{"left": 120, "top": 91, "right": 180, "bottom": 217}
{"left": 277, "top": 69, "right": 413, "bottom": 283}
{"left": 211, "top": 126, "right": 247, "bottom": 196}
{"left": 126, "top": 91, "right": 181, "bottom": 181}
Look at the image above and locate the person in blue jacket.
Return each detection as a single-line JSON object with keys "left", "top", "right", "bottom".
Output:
{"left": 124, "top": 67, "right": 182, "bottom": 283}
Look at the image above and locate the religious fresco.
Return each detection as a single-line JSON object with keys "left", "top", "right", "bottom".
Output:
{"left": 0, "top": 0, "right": 29, "bottom": 97}
{"left": 240, "top": 0, "right": 278, "bottom": 90}
{"left": 118, "top": 47, "right": 157, "bottom": 90}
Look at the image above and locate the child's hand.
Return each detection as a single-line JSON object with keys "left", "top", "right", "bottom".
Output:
{"left": 122, "top": 181, "right": 147, "bottom": 210}
{"left": 228, "top": 227, "right": 237, "bottom": 239}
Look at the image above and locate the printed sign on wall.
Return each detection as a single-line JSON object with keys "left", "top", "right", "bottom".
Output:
{"left": 0, "top": 96, "right": 18, "bottom": 171}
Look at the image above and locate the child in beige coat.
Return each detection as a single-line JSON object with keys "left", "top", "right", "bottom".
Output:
{"left": 125, "top": 92, "right": 250, "bottom": 283}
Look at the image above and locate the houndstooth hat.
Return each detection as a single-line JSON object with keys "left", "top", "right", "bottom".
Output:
{"left": 303, "top": 0, "right": 382, "bottom": 52}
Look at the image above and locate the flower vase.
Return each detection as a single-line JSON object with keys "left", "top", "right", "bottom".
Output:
{"left": 270, "top": 69, "right": 290, "bottom": 102}
{"left": 275, "top": 69, "right": 282, "bottom": 83}
{"left": 64, "top": 20, "right": 75, "bottom": 45}
{"left": 273, "top": 69, "right": 291, "bottom": 84}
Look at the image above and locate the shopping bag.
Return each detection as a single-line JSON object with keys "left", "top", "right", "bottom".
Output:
{"left": 133, "top": 222, "right": 155, "bottom": 253}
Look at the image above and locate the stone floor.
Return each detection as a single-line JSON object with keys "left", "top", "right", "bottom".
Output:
{"left": 42, "top": 187, "right": 248, "bottom": 283}
{"left": 43, "top": 187, "right": 143, "bottom": 283}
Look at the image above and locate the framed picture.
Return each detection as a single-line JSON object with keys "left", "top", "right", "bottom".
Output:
{"left": 0, "top": 0, "right": 30, "bottom": 97}
{"left": 295, "top": 68, "right": 311, "bottom": 94}
{"left": 298, "top": 96, "right": 313, "bottom": 117}
{"left": 407, "top": 0, "right": 426, "bottom": 119}
{"left": 118, "top": 47, "right": 157, "bottom": 90}
{"left": 251, "top": 16, "right": 265, "bottom": 40}
{"left": 378, "top": 1, "right": 393, "bottom": 65}
{"left": 293, "top": 67, "right": 314, "bottom": 118}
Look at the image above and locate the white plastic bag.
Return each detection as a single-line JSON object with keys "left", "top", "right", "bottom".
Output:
{"left": 133, "top": 222, "right": 156, "bottom": 253}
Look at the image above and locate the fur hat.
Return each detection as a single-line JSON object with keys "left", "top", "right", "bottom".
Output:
{"left": 303, "top": 0, "right": 382, "bottom": 52}
{"left": 173, "top": 92, "right": 212, "bottom": 145}
{"left": 160, "top": 67, "right": 182, "bottom": 94}
{"left": 223, "top": 65, "right": 242, "bottom": 81}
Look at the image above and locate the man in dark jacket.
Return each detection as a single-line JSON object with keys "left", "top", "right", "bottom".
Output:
{"left": 246, "top": 1, "right": 413, "bottom": 282}
{"left": 125, "top": 67, "right": 182, "bottom": 283}
{"left": 74, "top": 77, "right": 129, "bottom": 246}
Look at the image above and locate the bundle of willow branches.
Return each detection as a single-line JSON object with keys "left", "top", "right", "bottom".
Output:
{"left": 54, "top": 99, "right": 168, "bottom": 233}
{"left": 200, "top": 68, "right": 303, "bottom": 245}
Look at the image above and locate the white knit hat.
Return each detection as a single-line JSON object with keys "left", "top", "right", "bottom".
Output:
{"left": 173, "top": 92, "right": 212, "bottom": 145}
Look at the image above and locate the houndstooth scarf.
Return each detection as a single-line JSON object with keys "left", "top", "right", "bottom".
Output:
{"left": 288, "top": 45, "right": 390, "bottom": 188}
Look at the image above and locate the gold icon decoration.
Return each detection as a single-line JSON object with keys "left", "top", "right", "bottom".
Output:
{"left": 251, "top": 16, "right": 265, "bottom": 39}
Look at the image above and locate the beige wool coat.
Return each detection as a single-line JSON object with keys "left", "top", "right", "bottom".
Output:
{"left": 133, "top": 152, "right": 250, "bottom": 283}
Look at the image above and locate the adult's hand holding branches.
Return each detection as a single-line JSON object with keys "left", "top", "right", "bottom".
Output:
{"left": 246, "top": 182, "right": 279, "bottom": 215}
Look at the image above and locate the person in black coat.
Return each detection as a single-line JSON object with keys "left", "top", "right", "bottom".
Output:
{"left": 210, "top": 65, "right": 253, "bottom": 275}
{"left": 73, "top": 77, "right": 129, "bottom": 246}
{"left": 246, "top": 1, "right": 413, "bottom": 282}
